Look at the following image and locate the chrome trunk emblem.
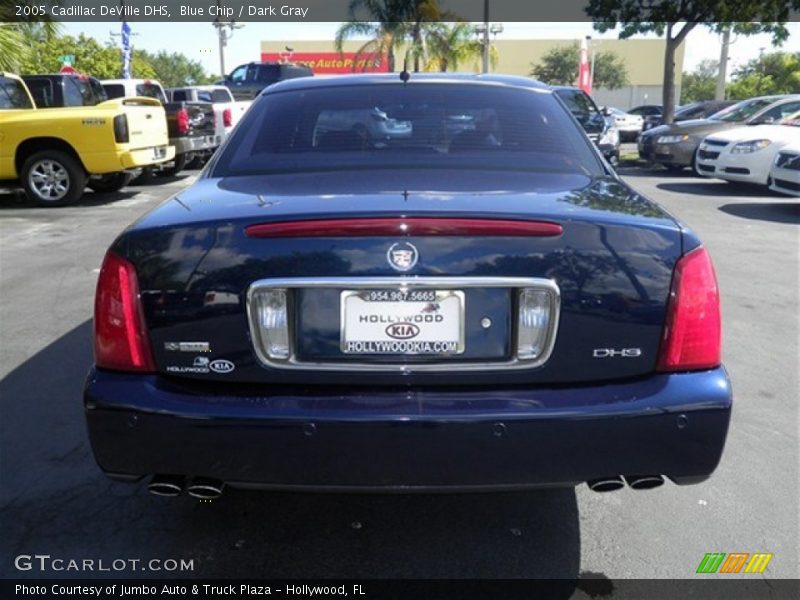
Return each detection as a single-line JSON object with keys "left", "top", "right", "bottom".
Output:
{"left": 387, "top": 242, "right": 419, "bottom": 271}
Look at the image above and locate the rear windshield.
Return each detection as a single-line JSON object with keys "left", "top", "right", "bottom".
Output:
{"left": 211, "top": 89, "right": 232, "bottom": 103}
{"left": 135, "top": 83, "right": 166, "bottom": 104}
{"left": 103, "top": 84, "right": 125, "bottom": 99}
{"left": 0, "top": 77, "right": 33, "bottom": 109}
{"left": 24, "top": 78, "right": 55, "bottom": 107}
{"left": 213, "top": 84, "right": 602, "bottom": 177}
{"left": 710, "top": 98, "right": 774, "bottom": 122}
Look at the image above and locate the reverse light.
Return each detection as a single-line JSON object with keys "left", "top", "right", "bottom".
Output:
{"left": 731, "top": 139, "right": 771, "bottom": 154}
{"left": 657, "top": 134, "right": 689, "bottom": 144}
{"left": 94, "top": 251, "right": 155, "bottom": 372}
{"left": 656, "top": 245, "right": 721, "bottom": 372}
{"left": 176, "top": 108, "right": 190, "bottom": 135}
{"left": 517, "top": 288, "right": 555, "bottom": 361}
{"left": 251, "top": 289, "right": 290, "bottom": 360}
{"left": 223, "top": 108, "right": 232, "bottom": 128}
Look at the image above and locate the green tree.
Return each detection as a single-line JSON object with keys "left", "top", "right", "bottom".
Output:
{"left": 136, "top": 50, "right": 216, "bottom": 87}
{"left": 424, "top": 22, "right": 495, "bottom": 72}
{"left": 17, "top": 34, "right": 123, "bottom": 77}
{"left": 585, "top": 0, "right": 799, "bottom": 123}
{"left": 726, "top": 51, "right": 800, "bottom": 99}
{"left": 530, "top": 42, "right": 629, "bottom": 89}
{"left": 681, "top": 59, "right": 719, "bottom": 102}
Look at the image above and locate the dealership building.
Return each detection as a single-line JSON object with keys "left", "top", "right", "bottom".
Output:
{"left": 261, "top": 38, "right": 685, "bottom": 110}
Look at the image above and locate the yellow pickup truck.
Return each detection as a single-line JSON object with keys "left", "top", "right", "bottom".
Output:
{"left": 0, "top": 72, "right": 175, "bottom": 206}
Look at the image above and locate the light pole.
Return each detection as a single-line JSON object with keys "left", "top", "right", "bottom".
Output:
{"left": 212, "top": 13, "right": 244, "bottom": 78}
{"left": 587, "top": 36, "right": 596, "bottom": 90}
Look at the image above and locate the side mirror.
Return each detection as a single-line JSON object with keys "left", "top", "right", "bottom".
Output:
{"left": 601, "top": 106, "right": 611, "bottom": 117}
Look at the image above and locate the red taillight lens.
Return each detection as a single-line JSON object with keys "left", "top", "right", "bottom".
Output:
{"left": 245, "top": 218, "right": 563, "bottom": 238}
{"left": 94, "top": 251, "right": 155, "bottom": 372}
{"left": 176, "top": 108, "right": 189, "bottom": 135}
{"left": 656, "top": 245, "right": 721, "bottom": 372}
{"left": 223, "top": 108, "right": 232, "bottom": 127}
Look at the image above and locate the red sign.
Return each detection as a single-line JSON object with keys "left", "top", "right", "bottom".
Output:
{"left": 260, "top": 52, "right": 388, "bottom": 74}
{"left": 578, "top": 38, "right": 592, "bottom": 95}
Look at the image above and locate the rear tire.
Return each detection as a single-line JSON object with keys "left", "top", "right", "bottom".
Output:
{"left": 664, "top": 164, "right": 685, "bottom": 173}
{"left": 21, "top": 150, "right": 86, "bottom": 207}
{"left": 87, "top": 172, "right": 133, "bottom": 194}
{"left": 130, "top": 167, "right": 156, "bottom": 186}
{"left": 159, "top": 153, "right": 188, "bottom": 177}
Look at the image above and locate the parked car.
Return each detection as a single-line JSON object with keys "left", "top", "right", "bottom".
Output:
{"left": 84, "top": 74, "right": 730, "bottom": 498}
{"left": 769, "top": 143, "right": 800, "bottom": 196}
{"left": 604, "top": 107, "right": 644, "bottom": 141}
{"left": 552, "top": 86, "right": 620, "bottom": 165}
{"left": 315, "top": 106, "right": 413, "bottom": 142}
{"left": 222, "top": 61, "right": 313, "bottom": 101}
{"left": 642, "top": 100, "right": 737, "bottom": 132}
{"left": 695, "top": 110, "right": 800, "bottom": 185}
{"left": 102, "top": 79, "right": 217, "bottom": 176}
{"left": 22, "top": 73, "right": 108, "bottom": 108}
{"left": 0, "top": 72, "right": 174, "bottom": 205}
{"left": 629, "top": 104, "right": 662, "bottom": 131}
{"left": 638, "top": 95, "right": 800, "bottom": 171}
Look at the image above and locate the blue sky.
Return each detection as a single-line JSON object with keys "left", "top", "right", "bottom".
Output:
{"left": 63, "top": 21, "right": 800, "bottom": 79}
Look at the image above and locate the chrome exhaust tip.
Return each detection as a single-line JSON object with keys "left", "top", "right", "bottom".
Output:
{"left": 186, "top": 477, "right": 225, "bottom": 499}
{"left": 148, "top": 475, "right": 185, "bottom": 497}
{"left": 587, "top": 476, "right": 625, "bottom": 492}
{"left": 624, "top": 475, "right": 665, "bottom": 490}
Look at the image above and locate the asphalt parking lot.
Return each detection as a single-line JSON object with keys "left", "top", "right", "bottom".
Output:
{"left": 0, "top": 167, "right": 797, "bottom": 586}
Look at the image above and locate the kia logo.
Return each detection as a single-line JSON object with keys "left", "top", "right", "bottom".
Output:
{"left": 385, "top": 322, "right": 420, "bottom": 340}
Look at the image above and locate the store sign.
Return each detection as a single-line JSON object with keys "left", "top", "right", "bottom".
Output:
{"left": 260, "top": 52, "right": 388, "bottom": 74}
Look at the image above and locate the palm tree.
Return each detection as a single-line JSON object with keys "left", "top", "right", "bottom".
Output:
{"left": 335, "top": 0, "right": 445, "bottom": 72}
{"left": 0, "top": 3, "right": 61, "bottom": 72}
{"left": 425, "top": 22, "right": 496, "bottom": 72}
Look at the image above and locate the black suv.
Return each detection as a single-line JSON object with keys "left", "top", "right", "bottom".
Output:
{"left": 222, "top": 62, "right": 313, "bottom": 100}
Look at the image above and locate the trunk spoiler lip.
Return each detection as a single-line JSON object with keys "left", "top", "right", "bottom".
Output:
{"left": 244, "top": 217, "right": 564, "bottom": 238}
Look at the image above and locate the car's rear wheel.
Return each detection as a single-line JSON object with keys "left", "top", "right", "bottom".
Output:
{"left": 21, "top": 150, "right": 86, "bottom": 207}
{"left": 159, "top": 153, "right": 188, "bottom": 177}
{"left": 87, "top": 172, "right": 134, "bottom": 194}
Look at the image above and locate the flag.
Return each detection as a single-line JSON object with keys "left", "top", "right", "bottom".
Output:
{"left": 578, "top": 37, "right": 592, "bottom": 95}
{"left": 121, "top": 21, "right": 132, "bottom": 79}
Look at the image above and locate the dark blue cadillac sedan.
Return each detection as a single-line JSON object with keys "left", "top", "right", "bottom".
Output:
{"left": 85, "top": 74, "right": 731, "bottom": 499}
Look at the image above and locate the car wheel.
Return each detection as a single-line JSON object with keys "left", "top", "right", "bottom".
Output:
{"left": 159, "top": 153, "right": 188, "bottom": 177}
{"left": 664, "top": 164, "right": 685, "bottom": 172}
{"left": 186, "top": 155, "right": 206, "bottom": 170}
{"left": 130, "top": 167, "right": 157, "bottom": 186}
{"left": 21, "top": 150, "right": 87, "bottom": 207}
{"left": 87, "top": 172, "right": 134, "bottom": 194}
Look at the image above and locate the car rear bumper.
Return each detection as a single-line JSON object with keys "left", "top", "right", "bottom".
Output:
{"left": 171, "top": 134, "right": 220, "bottom": 155}
{"left": 84, "top": 367, "right": 732, "bottom": 490}
{"left": 118, "top": 145, "right": 176, "bottom": 169}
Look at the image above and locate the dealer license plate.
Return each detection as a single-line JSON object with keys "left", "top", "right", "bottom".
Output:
{"left": 341, "top": 289, "right": 465, "bottom": 355}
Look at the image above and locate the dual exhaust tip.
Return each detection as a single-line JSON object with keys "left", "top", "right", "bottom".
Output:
{"left": 148, "top": 475, "right": 225, "bottom": 499}
{"left": 587, "top": 474, "right": 665, "bottom": 492}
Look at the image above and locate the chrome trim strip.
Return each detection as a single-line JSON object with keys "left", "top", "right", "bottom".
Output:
{"left": 246, "top": 277, "right": 560, "bottom": 372}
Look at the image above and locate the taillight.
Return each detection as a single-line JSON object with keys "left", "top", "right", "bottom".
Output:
{"left": 94, "top": 251, "right": 155, "bottom": 372}
{"left": 245, "top": 218, "right": 563, "bottom": 238}
{"left": 223, "top": 108, "right": 232, "bottom": 127}
{"left": 656, "top": 245, "right": 721, "bottom": 371}
{"left": 176, "top": 108, "right": 189, "bottom": 135}
{"left": 113, "top": 114, "right": 129, "bottom": 143}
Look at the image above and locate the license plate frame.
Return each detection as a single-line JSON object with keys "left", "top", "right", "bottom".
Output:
{"left": 340, "top": 289, "right": 465, "bottom": 355}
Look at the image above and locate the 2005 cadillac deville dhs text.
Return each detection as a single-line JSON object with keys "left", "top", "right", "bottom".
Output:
{"left": 84, "top": 74, "right": 731, "bottom": 499}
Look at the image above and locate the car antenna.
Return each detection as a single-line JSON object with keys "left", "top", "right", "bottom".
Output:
{"left": 399, "top": 53, "right": 410, "bottom": 84}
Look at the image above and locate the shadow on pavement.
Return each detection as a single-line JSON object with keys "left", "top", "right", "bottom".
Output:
{"left": 718, "top": 202, "right": 800, "bottom": 225}
{"left": 0, "top": 321, "right": 582, "bottom": 582}
{"left": 655, "top": 180, "right": 786, "bottom": 198}
{"left": 0, "top": 189, "right": 142, "bottom": 210}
